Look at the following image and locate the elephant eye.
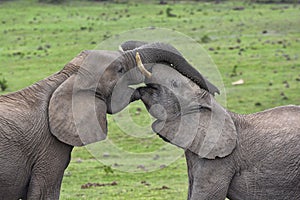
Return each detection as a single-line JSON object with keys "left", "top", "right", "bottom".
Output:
{"left": 117, "top": 66, "right": 125, "bottom": 74}
{"left": 171, "top": 79, "right": 180, "bottom": 88}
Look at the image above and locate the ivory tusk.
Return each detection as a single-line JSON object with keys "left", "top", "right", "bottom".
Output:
{"left": 135, "top": 52, "right": 152, "bottom": 79}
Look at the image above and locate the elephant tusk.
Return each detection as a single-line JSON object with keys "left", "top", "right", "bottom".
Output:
{"left": 136, "top": 52, "right": 152, "bottom": 79}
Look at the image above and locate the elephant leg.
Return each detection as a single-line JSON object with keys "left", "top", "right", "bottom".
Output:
{"left": 27, "top": 172, "right": 63, "bottom": 200}
{"left": 185, "top": 150, "right": 235, "bottom": 200}
{"left": 27, "top": 140, "right": 72, "bottom": 199}
{"left": 186, "top": 153, "right": 194, "bottom": 200}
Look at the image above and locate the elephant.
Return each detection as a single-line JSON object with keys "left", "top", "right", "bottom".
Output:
{"left": 0, "top": 42, "right": 202, "bottom": 199}
{"left": 131, "top": 50, "right": 300, "bottom": 199}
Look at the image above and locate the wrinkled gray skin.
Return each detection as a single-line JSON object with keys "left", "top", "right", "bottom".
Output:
{"left": 134, "top": 64, "right": 300, "bottom": 200}
{"left": 0, "top": 42, "right": 201, "bottom": 199}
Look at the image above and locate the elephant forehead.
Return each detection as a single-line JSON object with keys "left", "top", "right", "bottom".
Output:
{"left": 150, "top": 64, "right": 201, "bottom": 95}
{"left": 81, "top": 50, "right": 121, "bottom": 74}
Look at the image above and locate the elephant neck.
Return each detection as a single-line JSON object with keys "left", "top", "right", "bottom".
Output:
{"left": 227, "top": 111, "right": 248, "bottom": 135}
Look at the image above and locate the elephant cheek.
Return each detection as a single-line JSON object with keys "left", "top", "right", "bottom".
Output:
{"left": 148, "top": 104, "right": 168, "bottom": 120}
{"left": 127, "top": 68, "right": 145, "bottom": 85}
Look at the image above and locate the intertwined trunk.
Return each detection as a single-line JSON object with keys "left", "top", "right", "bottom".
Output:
{"left": 123, "top": 42, "right": 219, "bottom": 95}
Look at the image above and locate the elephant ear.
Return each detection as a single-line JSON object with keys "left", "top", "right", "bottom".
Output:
{"left": 152, "top": 93, "right": 237, "bottom": 159}
{"left": 48, "top": 52, "right": 108, "bottom": 147}
{"left": 49, "top": 75, "right": 107, "bottom": 146}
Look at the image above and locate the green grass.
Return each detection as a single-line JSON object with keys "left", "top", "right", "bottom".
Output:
{"left": 0, "top": 0, "right": 299, "bottom": 199}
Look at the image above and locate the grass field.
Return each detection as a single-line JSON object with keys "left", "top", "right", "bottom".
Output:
{"left": 0, "top": 0, "right": 299, "bottom": 199}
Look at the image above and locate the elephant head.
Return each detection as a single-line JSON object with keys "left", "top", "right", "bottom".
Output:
{"left": 49, "top": 42, "right": 217, "bottom": 147}
{"left": 133, "top": 60, "right": 237, "bottom": 159}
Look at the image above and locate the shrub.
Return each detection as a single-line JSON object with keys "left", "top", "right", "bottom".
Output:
{"left": 201, "top": 34, "right": 211, "bottom": 43}
{"left": 166, "top": 8, "right": 177, "bottom": 17}
{"left": 0, "top": 78, "right": 8, "bottom": 91}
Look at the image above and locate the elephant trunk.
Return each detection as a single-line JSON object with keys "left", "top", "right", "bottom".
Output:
{"left": 123, "top": 42, "right": 219, "bottom": 95}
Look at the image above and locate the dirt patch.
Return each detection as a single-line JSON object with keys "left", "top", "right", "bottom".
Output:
{"left": 81, "top": 181, "right": 118, "bottom": 189}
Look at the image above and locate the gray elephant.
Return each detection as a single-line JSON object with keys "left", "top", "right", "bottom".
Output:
{"left": 0, "top": 42, "right": 199, "bottom": 199}
{"left": 131, "top": 51, "right": 300, "bottom": 199}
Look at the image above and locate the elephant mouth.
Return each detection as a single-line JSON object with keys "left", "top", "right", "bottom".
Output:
{"left": 130, "top": 83, "right": 159, "bottom": 102}
{"left": 95, "top": 91, "right": 106, "bottom": 102}
{"left": 130, "top": 88, "right": 141, "bottom": 102}
{"left": 145, "top": 83, "right": 160, "bottom": 89}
